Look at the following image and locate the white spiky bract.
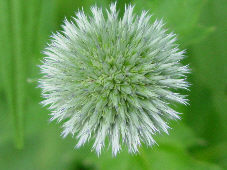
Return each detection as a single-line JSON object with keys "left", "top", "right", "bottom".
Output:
{"left": 39, "top": 3, "right": 189, "bottom": 156}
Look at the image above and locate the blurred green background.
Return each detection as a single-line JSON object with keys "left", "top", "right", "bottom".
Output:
{"left": 0, "top": 0, "right": 226, "bottom": 169}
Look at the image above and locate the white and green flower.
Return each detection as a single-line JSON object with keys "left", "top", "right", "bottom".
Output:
{"left": 39, "top": 3, "right": 189, "bottom": 156}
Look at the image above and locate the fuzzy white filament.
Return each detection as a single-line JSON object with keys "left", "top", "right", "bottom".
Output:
{"left": 39, "top": 3, "right": 189, "bottom": 156}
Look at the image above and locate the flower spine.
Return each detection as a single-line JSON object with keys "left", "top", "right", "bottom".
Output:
{"left": 39, "top": 3, "right": 189, "bottom": 156}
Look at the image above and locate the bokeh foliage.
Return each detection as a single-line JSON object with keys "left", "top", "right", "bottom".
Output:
{"left": 0, "top": 0, "right": 226, "bottom": 169}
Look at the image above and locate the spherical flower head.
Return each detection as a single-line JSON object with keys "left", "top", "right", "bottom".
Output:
{"left": 39, "top": 3, "right": 189, "bottom": 156}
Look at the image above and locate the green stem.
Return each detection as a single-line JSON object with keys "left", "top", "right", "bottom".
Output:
{"left": 8, "top": 0, "right": 25, "bottom": 149}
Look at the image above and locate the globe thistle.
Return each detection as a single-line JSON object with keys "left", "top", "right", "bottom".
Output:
{"left": 39, "top": 3, "right": 189, "bottom": 156}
